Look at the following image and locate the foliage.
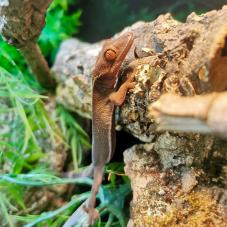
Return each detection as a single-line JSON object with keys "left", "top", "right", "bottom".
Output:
{"left": 0, "top": 38, "right": 36, "bottom": 88}
{"left": 0, "top": 56, "right": 48, "bottom": 173}
{"left": 0, "top": 52, "right": 63, "bottom": 226}
{"left": 0, "top": 1, "right": 83, "bottom": 225}
{"left": 0, "top": 50, "right": 92, "bottom": 226}
{"left": 0, "top": 52, "right": 94, "bottom": 226}
{"left": 39, "top": 0, "right": 81, "bottom": 63}
{"left": 56, "top": 105, "right": 91, "bottom": 170}
{"left": 0, "top": 170, "right": 130, "bottom": 226}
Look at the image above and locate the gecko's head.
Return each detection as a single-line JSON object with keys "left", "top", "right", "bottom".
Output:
{"left": 92, "top": 32, "right": 134, "bottom": 80}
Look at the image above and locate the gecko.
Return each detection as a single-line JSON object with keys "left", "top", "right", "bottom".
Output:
{"left": 63, "top": 32, "right": 135, "bottom": 226}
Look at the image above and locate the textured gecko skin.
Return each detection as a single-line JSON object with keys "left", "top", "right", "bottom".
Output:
{"left": 63, "top": 32, "right": 135, "bottom": 226}
{"left": 88, "top": 32, "right": 135, "bottom": 224}
{"left": 92, "top": 32, "right": 134, "bottom": 166}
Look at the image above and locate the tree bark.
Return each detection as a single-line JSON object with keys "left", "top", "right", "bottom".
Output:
{"left": 20, "top": 42, "right": 56, "bottom": 88}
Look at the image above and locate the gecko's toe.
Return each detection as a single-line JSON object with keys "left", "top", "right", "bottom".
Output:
{"left": 83, "top": 206, "right": 99, "bottom": 225}
{"left": 127, "top": 81, "right": 136, "bottom": 89}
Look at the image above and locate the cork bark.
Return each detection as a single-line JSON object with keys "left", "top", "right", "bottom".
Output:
{"left": 53, "top": 6, "right": 227, "bottom": 226}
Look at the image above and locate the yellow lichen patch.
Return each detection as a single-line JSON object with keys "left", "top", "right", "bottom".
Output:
{"left": 198, "top": 65, "right": 209, "bottom": 82}
{"left": 132, "top": 190, "right": 226, "bottom": 227}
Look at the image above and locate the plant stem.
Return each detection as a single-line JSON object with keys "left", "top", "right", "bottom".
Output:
{"left": 20, "top": 42, "right": 56, "bottom": 89}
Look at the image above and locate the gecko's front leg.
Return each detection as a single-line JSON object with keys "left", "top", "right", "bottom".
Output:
{"left": 109, "top": 74, "right": 136, "bottom": 106}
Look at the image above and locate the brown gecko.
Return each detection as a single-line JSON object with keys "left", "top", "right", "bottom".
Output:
{"left": 63, "top": 32, "right": 135, "bottom": 226}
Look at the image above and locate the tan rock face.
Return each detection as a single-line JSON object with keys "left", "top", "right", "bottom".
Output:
{"left": 53, "top": 38, "right": 100, "bottom": 118}
{"left": 124, "top": 138, "right": 227, "bottom": 227}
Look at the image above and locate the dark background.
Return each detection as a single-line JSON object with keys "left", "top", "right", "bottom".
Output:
{"left": 75, "top": 0, "right": 227, "bottom": 42}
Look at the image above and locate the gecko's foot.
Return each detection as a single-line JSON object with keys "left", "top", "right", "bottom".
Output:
{"left": 126, "top": 81, "right": 136, "bottom": 89}
{"left": 124, "top": 72, "right": 136, "bottom": 90}
{"left": 83, "top": 205, "right": 99, "bottom": 225}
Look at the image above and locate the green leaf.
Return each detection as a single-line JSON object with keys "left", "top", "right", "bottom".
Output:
{"left": 22, "top": 192, "right": 90, "bottom": 227}
{"left": 39, "top": 1, "right": 81, "bottom": 62}
{"left": 56, "top": 105, "right": 91, "bottom": 169}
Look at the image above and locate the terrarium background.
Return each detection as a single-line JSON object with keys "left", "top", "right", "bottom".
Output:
{"left": 0, "top": 1, "right": 226, "bottom": 227}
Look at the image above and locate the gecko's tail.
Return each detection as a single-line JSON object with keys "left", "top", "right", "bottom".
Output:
{"left": 61, "top": 164, "right": 94, "bottom": 179}
{"left": 63, "top": 199, "right": 89, "bottom": 227}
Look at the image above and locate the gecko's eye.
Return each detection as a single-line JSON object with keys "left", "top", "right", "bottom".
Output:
{"left": 104, "top": 49, "right": 116, "bottom": 61}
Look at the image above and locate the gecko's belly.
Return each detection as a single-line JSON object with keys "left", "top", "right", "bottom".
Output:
{"left": 92, "top": 103, "right": 115, "bottom": 166}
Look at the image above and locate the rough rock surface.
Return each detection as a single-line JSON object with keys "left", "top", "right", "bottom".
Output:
{"left": 52, "top": 38, "right": 101, "bottom": 118}
{"left": 124, "top": 135, "right": 227, "bottom": 226}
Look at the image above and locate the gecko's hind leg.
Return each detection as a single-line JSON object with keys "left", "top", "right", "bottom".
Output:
{"left": 83, "top": 165, "right": 104, "bottom": 225}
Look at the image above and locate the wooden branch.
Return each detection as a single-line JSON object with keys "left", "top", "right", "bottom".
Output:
{"left": 0, "top": 0, "right": 56, "bottom": 88}
{"left": 20, "top": 42, "right": 56, "bottom": 88}
{"left": 149, "top": 92, "right": 227, "bottom": 138}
